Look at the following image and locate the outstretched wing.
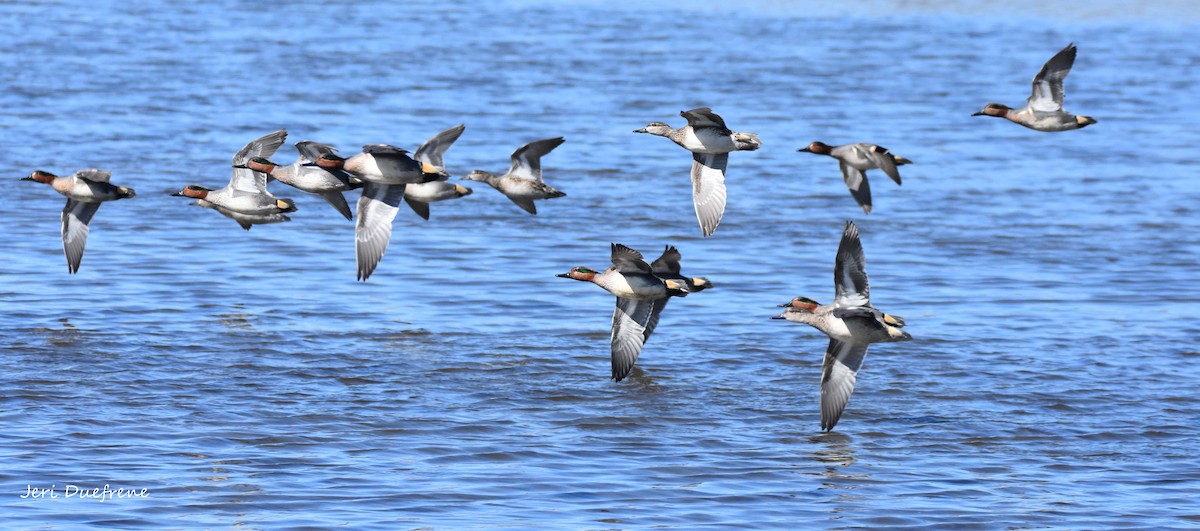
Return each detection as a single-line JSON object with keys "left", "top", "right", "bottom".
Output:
{"left": 833, "top": 220, "right": 871, "bottom": 308}
{"left": 414, "top": 124, "right": 466, "bottom": 174}
{"left": 611, "top": 297, "right": 655, "bottom": 381}
{"left": 354, "top": 182, "right": 405, "bottom": 281}
{"left": 295, "top": 141, "right": 339, "bottom": 163}
{"left": 61, "top": 200, "right": 100, "bottom": 274}
{"left": 863, "top": 145, "right": 902, "bottom": 185}
{"left": 820, "top": 338, "right": 870, "bottom": 431}
{"left": 680, "top": 107, "right": 728, "bottom": 130}
{"left": 838, "top": 161, "right": 873, "bottom": 214}
{"left": 651, "top": 245, "right": 682, "bottom": 276}
{"left": 1028, "top": 43, "right": 1076, "bottom": 112}
{"left": 229, "top": 130, "right": 287, "bottom": 193}
{"left": 691, "top": 152, "right": 728, "bottom": 237}
{"left": 610, "top": 243, "right": 651, "bottom": 274}
{"left": 508, "top": 137, "right": 565, "bottom": 182}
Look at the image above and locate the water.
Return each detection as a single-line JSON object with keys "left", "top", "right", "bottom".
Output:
{"left": 2, "top": 0, "right": 1199, "bottom": 528}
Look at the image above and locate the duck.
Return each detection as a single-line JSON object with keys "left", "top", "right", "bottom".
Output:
{"left": 404, "top": 124, "right": 472, "bottom": 220}
{"left": 22, "top": 169, "right": 135, "bottom": 273}
{"left": 634, "top": 107, "right": 760, "bottom": 237}
{"left": 463, "top": 137, "right": 565, "bottom": 215}
{"left": 343, "top": 144, "right": 440, "bottom": 281}
{"left": 240, "top": 141, "right": 361, "bottom": 221}
{"left": 798, "top": 141, "right": 911, "bottom": 214}
{"left": 558, "top": 243, "right": 690, "bottom": 382}
{"left": 643, "top": 245, "right": 712, "bottom": 344}
{"left": 773, "top": 220, "right": 912, "bottom": 431}
{"left": 191, "top": 199, "right": 292, "bottom": 230}
{"left": 972, "top": 43, "right": 1097, "bottom": 131}
{"left": 172, "top": 129, "right": 297, "bottom": 229}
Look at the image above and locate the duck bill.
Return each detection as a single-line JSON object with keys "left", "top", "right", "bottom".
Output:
{"left": 632, "top": 128, "right": 647, "bottom": 133}
{"left": 971, "top": 111, "right": 986, "bottom": 116}
{"left": 555, "top": 273, "right": 571, "bottom": 278}
{"left": 797, "top": 147, "right": 812, "bottom": 152}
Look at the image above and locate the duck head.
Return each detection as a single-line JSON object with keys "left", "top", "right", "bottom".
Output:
{"left": 972, "top": 103, "right": 1011, "bottom": 117}
{"left": 21, "top": 170, "right": 57, "bottom": 184}
{"left": 312, "top": 153, "right": 346, "bottom": 170}
{"left": 557, "top": 266, "right": 598, "bottom": 282}
{"left": 461, "top": 170, "right": 492, "bottom": 182}
{"left": 633, "top": 122, "right": 673, "bottom": 136}
{"left": 172, "top": 185, "right": 212, "bottom": 199}
{"left": 781, "top": 296, "right": 820, "bottom": 311}
{"left": 238, "top": 157, "right": 278, "bottom": 174}
{"left": 798, "top": 141, "right": 834, "bottom": 155}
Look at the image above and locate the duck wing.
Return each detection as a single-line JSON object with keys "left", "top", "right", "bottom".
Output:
{"left": 650, "top": 245, "right": 683, "bottom": 276}
{"left": 680, "top": 107, "right": 729, "bottom": 131}
{"left": 863, "top": 145, "right": 903, "bottom": 185}
{"left": 229, "top": 130, "right": 287, "bottom": 193}
{"left": 609, "top": 243, "right": 652, "bottom": 274}
{"left": 414, "top": 124, "right": 466, "bottom": 177}
{"left": 820, "top": 338, "right": 870, "bottom": 431}
{"left": 354, "top": 182, "right": 405, "bottom": 281}
{"left": 71, "top": 169, "right": 112, "bottom": 183}
{"left": 611, "top": 297, "right": 654, "bottom": 382}
{"left": 61, "top": 199, "right": 100, "bottom": 274}
{"left": 1028, "top": 43, "right": 1076, "bottom": 113}
{"left": 833, "top": 220, "right": 871, "bottom": 308}
{"left": 838, "top": 161, "right": 873, "bottom": 215}
{"left": 691, "top": 152, "right": 728, "bottom": 237}
{"left": 507, "top": 137, "right": 565, "bottom": 182}
{"left": 295, "top": 141, "right": 339, "bottom": 164}
{"left": 320, "top": 191, "right": 354, "bottom": 221}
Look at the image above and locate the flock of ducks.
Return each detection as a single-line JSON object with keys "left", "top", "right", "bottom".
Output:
{"left": 21, "top": 43, "right": 1096, "bottom": 431}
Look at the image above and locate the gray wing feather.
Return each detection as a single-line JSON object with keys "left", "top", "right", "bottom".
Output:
{"left": 507, "top": 195, "right": 538, "bottom": 215}
{"left": 404, "top": 196, "right": 432, "bottom": 220}
{"left": 233, "top": 129, "right": 288, "bottom": 164}
{"left": 691, "top": 152, "right": 728, "bottom": 237}
{"left": 611, "top": 297, "right": 654, "bottom": 381}
{"left": 866, "top": 146, "right": 903, "bottom": 185}
{"left": 320, "top": 192, "right": 354, "bottom": 221}
{"left": 838, "top": 161, "right": 873, "bottom": 214}
{"left": 508, "top": 137, "right": 564, "bottom": 182}
{"left": 61, "top": 200, "right": 100, "bottom": 274}
{"left": 610, "top": 243, "right": 652, "bottom": 274}
{"left": 355, "top": 182, "right": 405, "bottom": 281}
{"left": 1028, "top": 43, "right": 1076, "bottom": 112}
{"left": 414, "top": 124, "right": 466, "bottom": 170}
{"left": 680, "top": 107, "right": 729, "bottom": 130}
{"left": 820, "top": 338, "right": 870, "bottom": 431}
{"left": 650, "top": 245, "right": 682, "bottom": 275}
{"left": 833, "top": 220, "right": 871, "bottom": 308}
{"left": 295, "top": 141, "right": 338, "bottom": 163}
{"left": 72, "top": 169, "right": 111, "bottom": 183}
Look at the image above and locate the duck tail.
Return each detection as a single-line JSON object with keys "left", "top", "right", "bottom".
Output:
{"left": 663, "top": 278, "right": 690, "bottom": 297}
{"left": 275, "top": 198, "right": 298, "bottom": 213}
{"left": 893, "top": 156, "right": 913, "bottom": 166}
{"left": 733, "top": 131, "right": 761, "bottom": 151}
{"left": 548, "top": 189, "right": 566, "bottom": 199}
{"left": 117, "top": 186, "right": 136, "bottom": 199}
{"left": 883, "top": 313, "right": 906, "bottom": 327}
{"left": 689, "top": 277, "right": 713, "bottom": 292}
